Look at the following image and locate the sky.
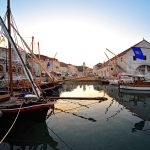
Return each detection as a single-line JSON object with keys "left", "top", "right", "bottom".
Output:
{"left": 1, "top": 0, "right": 150, "bottom": 68}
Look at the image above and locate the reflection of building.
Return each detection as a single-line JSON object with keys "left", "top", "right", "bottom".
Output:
{"left": 60, "top": 81, "right": 78, "bottom": 92}
{"left": 93, "top": 84, "right": 103, "bottom": 91}
{"left": 102, "top": 85, "right": 150, "bottom": 121}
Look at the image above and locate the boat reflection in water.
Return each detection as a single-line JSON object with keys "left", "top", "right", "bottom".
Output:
{"left": 102, "top": 85, "right": 150, "bottom": 132}
{"left": 46, "top": 82, "right": 150, "bottom": 150}
{"left": 0, "top": 106, "right": 59, "bottom": 150}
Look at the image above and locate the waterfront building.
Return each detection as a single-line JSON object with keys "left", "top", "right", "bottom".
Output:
{"left": 0, "top": 47, "right": 26, "bottom": 81}
{"left": 60, "top": 62, "right": 68, "bottom": 76}
{"left": 93, "top": 63, "right": 102, "bottom": 76}
{"left": 67, "top": 64, "right": 78, "bottom": 76}
{"left": 85, "top": 67, "right": 93, "bottom": 76}
{"left": 95, "top": 39, "right": 150, "bottom": 79}
{"left": 28, "top": 54, "right": 61, "bottom": 77}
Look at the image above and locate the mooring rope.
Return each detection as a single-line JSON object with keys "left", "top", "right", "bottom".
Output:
{"left": 0, "top": 101, "right": 24, "bottom": 144}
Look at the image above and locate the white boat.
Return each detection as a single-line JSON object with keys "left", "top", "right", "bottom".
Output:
{"left": 109, "top": 76, "right": 133, "bottom": 85}
{"left": 109, "top": 79, "right": 118, "bottom": 85}
{"left": 119, "top": 74, "right": 150, "bottom": 93}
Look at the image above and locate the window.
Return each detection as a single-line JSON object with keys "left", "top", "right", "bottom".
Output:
{"left": 133, "top": 56, "right": 136, "bottom": 60}
{"left": 12, "top": 66, "right": 17, "bottom": 73}
{"left": 18, "top": 67, "right": 22, "bottom": 74}
{"left": 133, "top": 55, "right": 146, "bottom": 60}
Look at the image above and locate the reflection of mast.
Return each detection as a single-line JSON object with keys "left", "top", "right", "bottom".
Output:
{"left": 53, "top": 99, "right": 107, "bottom": 123}
{"left": 105, "top": 98, "right": 114, "bottom": 114}
{"left": 65, "top": 100, "right": 89, "bottom": 108}
{"left": 56, "top": 108, "right": 96, "bottom": 122}
{"left": 7, "top": 0, "right": 13, "bottom": 96}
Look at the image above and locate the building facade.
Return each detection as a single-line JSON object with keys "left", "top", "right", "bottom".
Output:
{"left": 0, "top": 47, "right": 26, "bottom": 82}
{"left": 95, "top": 39, "right": 150, "bottom": 79}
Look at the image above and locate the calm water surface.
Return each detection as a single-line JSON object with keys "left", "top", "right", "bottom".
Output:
{"left": 1, "top": 82, "right": 150, "bottom": 150}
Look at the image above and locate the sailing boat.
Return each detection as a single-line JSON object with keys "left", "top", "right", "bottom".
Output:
{"left": 0, "top": 0, "right": 54, "bottom": 122}
{"left": 6, "top": 29, "right": 62, "bottom": 96}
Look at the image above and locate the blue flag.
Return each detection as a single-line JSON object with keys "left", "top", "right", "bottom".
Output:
{"left": 132, "top": 47, "right": 144, "bottom": 60}
{"left": 47, "top": 61, "right": 51, "bottom": 67}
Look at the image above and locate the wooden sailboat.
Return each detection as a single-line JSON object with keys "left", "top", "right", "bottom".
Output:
{"left": 9, "top": 36, "right": 63, "bottom": 96}
{"left": 0, "top": 1, "right": 62, "bottom": 97}
{"left": 0, "top": 0, "right": 55, "bottom": 123}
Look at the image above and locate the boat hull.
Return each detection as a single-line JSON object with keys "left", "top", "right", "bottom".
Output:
{"left": 0, "top": 101, "right": 54, "bottom": 122}
{"left": 119, "top": 85, "right": 150, "bottom": 93}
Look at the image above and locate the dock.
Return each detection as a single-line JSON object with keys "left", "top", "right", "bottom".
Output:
{"left": 47, "top": 96, "right": 107, "bottom": 101}
{"left": 63, "top": 76, "right": 101, "bottom": 82}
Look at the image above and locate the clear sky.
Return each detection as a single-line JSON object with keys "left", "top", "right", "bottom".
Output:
{"left": 1, "top": 0, "right": 150, "bottom": 67}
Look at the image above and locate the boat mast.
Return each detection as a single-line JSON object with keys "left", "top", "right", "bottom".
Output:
{"left": 106, "top": 48, "right": 117, "bottom": 79}
{"left": 31, "top": 36, "right": 34, "bottom": 76}
{"left": 0, "top": 17, "right": 41, "bottom": 97}
{"left": 37, "top": 42, "right": 42, "bottom": 83}
{"left": 7, "top": 0, "right": 13, "bottom": 96}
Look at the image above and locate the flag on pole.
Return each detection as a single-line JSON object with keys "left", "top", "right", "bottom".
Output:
{"left": 132, "top": 47, "right": 144, "bottom": 60}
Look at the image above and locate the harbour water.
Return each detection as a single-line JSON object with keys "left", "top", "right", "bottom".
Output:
{"left": 1, "top": 81, "right": 150, "bottom": 150}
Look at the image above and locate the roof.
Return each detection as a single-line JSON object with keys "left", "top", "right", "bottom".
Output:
{"left": 93, "top": 63, "right": 102, "bottom": 68}
{"left": 60, "top": 62, "right": 67, "bottom": 67}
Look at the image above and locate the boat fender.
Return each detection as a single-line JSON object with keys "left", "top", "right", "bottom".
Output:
{"left": 23, "top": 94, "right": 37, "bottom": 98}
